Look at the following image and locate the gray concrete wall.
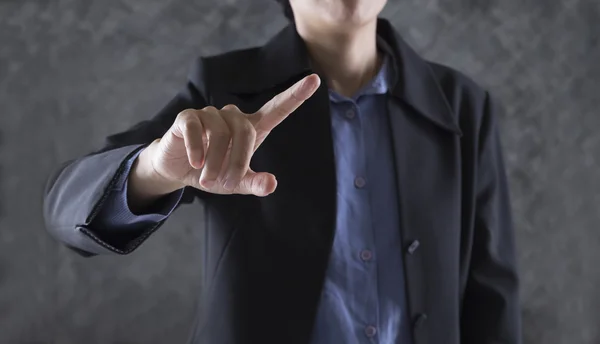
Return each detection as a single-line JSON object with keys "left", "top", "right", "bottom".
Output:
{"left": 0, "top": 0, "right": 598, "bottom": 343}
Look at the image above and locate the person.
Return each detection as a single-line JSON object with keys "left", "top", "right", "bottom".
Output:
{"left": 43, "top": 0, "right": 522, "bottom": 343}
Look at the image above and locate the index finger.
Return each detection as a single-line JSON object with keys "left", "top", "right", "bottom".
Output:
{"left": 251, "top": 73, "right": 321, "bottom": 132}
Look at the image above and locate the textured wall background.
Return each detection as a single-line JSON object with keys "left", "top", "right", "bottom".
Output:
{"left": 1, "top": 0, "right": 599, "bottom": 343}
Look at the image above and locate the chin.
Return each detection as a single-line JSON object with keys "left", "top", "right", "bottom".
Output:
{"left": 293, "top": 0, "right": 385, "bottom": 31}
{"left": 323, "top": 14, "right": 377, "bottom": 31}
{"left": 329, "top": 0, "right": 385, "bottom": 26}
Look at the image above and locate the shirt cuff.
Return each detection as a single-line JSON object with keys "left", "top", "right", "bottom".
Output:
{"left": 98, "top": 148, "right": 184, "bottom": 227}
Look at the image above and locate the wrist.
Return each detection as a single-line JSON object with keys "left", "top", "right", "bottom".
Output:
{"left": 129, "top": 142, "right": 185, "bottom": 200}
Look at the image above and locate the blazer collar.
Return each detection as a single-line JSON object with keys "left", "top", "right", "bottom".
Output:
{"left": 228, "top": 18, "right": 462, "bottom": 135}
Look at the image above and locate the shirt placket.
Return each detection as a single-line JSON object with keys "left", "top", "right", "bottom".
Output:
{"left": 352, "top": 100, "right": 381, "bottom": 344}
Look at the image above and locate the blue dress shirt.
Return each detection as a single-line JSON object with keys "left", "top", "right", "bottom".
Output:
{"left": 94, "top": 47, "right": 412, "bottom": 344}
{"left": 308, "top": 53, "right": 412, "bottom": 344}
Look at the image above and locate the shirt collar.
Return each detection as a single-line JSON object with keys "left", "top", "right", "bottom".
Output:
{"left": 219, "top": 18, "right": 462, "bottom": 136}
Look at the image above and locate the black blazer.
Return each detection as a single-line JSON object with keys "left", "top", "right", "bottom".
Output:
{"left": 44, "top": 18, "right": 522, "bottom": 344}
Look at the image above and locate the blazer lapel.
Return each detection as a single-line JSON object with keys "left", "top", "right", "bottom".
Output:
{"left": 386, "top": 97, "right": 462, "bottom": 342}
{"left": 379, "top": 19, "right": 463, "bottom": 341}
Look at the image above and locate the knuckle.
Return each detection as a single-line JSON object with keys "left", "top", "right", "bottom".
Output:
{"left": 269, "top": 96, "right": 287, "bottom": 115}
{"left": 176, "top": 112, "right": 199, "bottom": 132}
{"left": 202, "top": 105, "right": 218, "bottom": 113}
{"left": 177, "top": 109, "right": 196, "bottom": 120}
{"left": 221, "top": 104, "right": 240, "bottom": 112}
{"left": 223, "top": 114, "right": 254, "bottom": 136}
{"left": 237, "top": 121, "right": 256, "bottom": 137}
{"left": 180, "top": 118, "right": 196, "bottom": 132}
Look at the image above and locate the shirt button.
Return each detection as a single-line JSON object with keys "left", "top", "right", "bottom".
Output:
{"left": 354, "top": 177, "right": 366, "bottom": 188}
{"left": 360, "top": 250, "right": 373, "bottom": 261}
{"left": 345, "top": 109, "right": 356, "bottom": 119}
{"left": 364, "top": 325, "right": 377, "bottom": 338}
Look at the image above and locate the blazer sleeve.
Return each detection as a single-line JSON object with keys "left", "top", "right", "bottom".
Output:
{"left": 86, "top": 149, "right": 185, "bottom": 250}
{"left": 43, "top": 58, "right": 209, "bottom": 256}
{"left": 461, "top": 92, "right": 522, "bottom": 344}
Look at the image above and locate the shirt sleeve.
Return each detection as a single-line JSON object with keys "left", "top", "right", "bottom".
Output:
{"left": 90, "top": 149, "right": 185, "bottom": 233}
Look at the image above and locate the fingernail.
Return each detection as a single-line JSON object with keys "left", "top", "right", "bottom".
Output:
{"left": 223, "top": 179, "right": 236, "bottom": 191}
{"left": 201, "top": 179, "right": 215, "bottom": 188}
{"left": 311, "top": 74, "right": 321, "bottom": 87}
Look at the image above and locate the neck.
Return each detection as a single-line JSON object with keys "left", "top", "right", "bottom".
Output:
{"left": 296, "top": 20, "right": 381, "bottom": 97}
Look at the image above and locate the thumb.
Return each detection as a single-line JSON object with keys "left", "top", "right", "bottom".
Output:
{"left": 235, "top": 170, "right": 277, "bottom": 196}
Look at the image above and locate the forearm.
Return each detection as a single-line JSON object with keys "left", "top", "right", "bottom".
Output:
{"left": 43, "top": 145, "right": 146, "bottom": 255}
